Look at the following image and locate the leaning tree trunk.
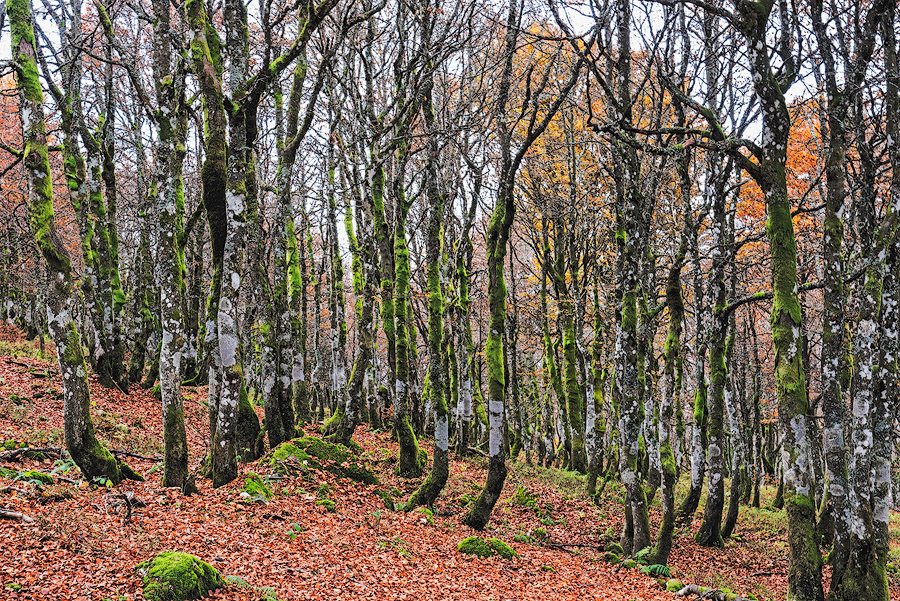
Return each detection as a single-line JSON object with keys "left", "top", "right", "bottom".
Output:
{"left": 9, "top": 0, "right": 122, "bottom": 483}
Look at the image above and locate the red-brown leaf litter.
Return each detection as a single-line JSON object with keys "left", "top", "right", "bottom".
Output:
{"left": 2, "top": 328, "right": 898, "bottom": 601}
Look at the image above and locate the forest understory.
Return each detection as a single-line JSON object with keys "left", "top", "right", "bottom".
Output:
{"left": 2, "top": 329, "right": 898, "bottom": 601}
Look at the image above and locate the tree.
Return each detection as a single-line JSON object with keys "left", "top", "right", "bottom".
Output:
{"left": 8, "top": 0, "right": 131, "bottom": 484}
{"left": 464, "top": 0, "right": 586, "bottom": 530}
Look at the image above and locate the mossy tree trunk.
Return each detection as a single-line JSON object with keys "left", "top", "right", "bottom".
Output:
{"left": 677, "top": 226, "right": 708, "bottom": 521}
{"left": 9, "top": 0, "right": 121, "bottom": 483}
{"left": 560, "top": 284, "right": 585, "bottom": 473}
{"left": 328, "top": 140, "right": 376, "bottom": 445}
{"left": 185, "top": 0, "right": 233, "bottom": 487}
{"left": 586, "top": 284, "right": 607, "bottom": 496}
{"left": 406, "top": 57, "right": 449, "bottom": 506}
{"left": 696, "top": 160, "right": 731, "bottom": 549}
{"left": 149, "top": 0, "right": 191, "bottom": 490}
{"left": 77, "top": 96, "right": 125, "bottom": 391}
{"left": 649, "top": 199, "right": 689, "bottom": 565}
{"left": 809, "top": 0, "right": 883, "bottom": 585}
{"left": 465, "top": 0, "right": 584, "bottom": 529}
{"left": 507, "top": 247, "right": 524, "bottom": 461}
{"left": 728, "top": 1, "right": 822, "bottom": 596}
{"left": 393, "top": 190, "right": 421, "bottom": 477}
{"left": 271, "top": 60, "right": 305, "bottom": 441}
{"left": 39, "top": 0, "right": 120, "bottom": 393}
{"left": 540, "top": 220, "right": 569, "bottom": 462}
{"left": 840, "top": 4, "right": 898, "bottom": 598}
{"left": 455, "top": 246, "right": 474, "bottom": 456}
{"left": 608, "top": 0, "right": 650, "bottom": 554}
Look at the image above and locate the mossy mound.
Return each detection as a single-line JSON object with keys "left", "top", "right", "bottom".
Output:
{"left": 316, "top": 499, "right": 336, "bottom": 512}
{"left": 457, "top": 536, "right": 519, "bottom": 559}
{"left": 243, "top": 472, "right": 271, "bottom": 499}
{"left": 605, "top": 542, "right": 624, "bottom": 555}
{"left": 666, "top": 579, "right": 683, "bottom": 592}
{"left": 622, "top": 559, "right": 638, "bottom": 569}
{"left": 266, "top": 437, "right": 377, "bottom": 485}
{"left": 135, "top": 552, "right": 223, "bottom": 601}
{"left": 604, "top": 552, "right": 621, "bottom": 563}
{"left": 0, "top": 467, "right": 53, "bottom": 484}
{"left": 457, "top": 536, "right": 494, "bottom": 558}
{"left": 488, "top": 538, "right": 518, "bottom": 559}
{"left": 19, "top": 470, "right": 53, "bottom": 484}
{"left": 375, "top": 490, "right": 395, "bottom": 510}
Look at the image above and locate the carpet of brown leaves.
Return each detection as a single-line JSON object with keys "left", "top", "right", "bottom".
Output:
{"left": 1, "top": 335, "right": 898, "bottom": 601}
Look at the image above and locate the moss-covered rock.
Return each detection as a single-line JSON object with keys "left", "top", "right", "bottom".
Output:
{"left": 19, "top": 470, "right": 53, "bottom": 485}
{"left": 457, "top": 536, "right": 494, "bottom": 558}
{"left": 605, "top": 542, "right": 624, "bottom": 555}
{"left": 666, "top": 579, "right": 683, "bottom": 592}
{"left": 376, "top": 490, "right": 395, "bottom": 510}
{"left": 135, "top": 552, "right": 223, "bottom": 601}
{"left": 266, "top": 437, "right": 377, "bottom": 485}
{"left": 604, "top": 552, "right": 621, "bottom": 563}
{"left": 456, "top": 536, "right": 518, "bottom": 559}
{"left": 268, "top": 441, "right": 313, "bottom": 475}
{"left": 243, "top": 472, "right": 271, "bottom": 499}
{"left": 622, "top": 559, "right": 638, "bottom": 569}
{"left": 344, "top": 439, "right": 363, "bottom": 455}
{"left": 488, "top": 538, "right": 518, "bottom": 559}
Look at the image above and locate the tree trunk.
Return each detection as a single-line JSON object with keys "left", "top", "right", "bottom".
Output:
{"left": 8, "top": 0, "right": 122, "bottom": 483}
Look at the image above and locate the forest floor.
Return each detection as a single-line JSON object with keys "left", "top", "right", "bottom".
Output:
{"left": 1, "top": 326, "right": 899, "bottom": 601}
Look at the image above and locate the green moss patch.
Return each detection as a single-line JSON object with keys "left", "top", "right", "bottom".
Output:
{"left": 666, "top": 579, "right": 683, "bottom": 592}
{"left": 488, "top": 538, "right": 518, "bottom": 559}
{"left": 316, "top": 499, "right": 336, "bottom": 512}
{"left": 375, "top": 490, "right": 395, "bottom": 510}
{"left": 243, "top": 472, "right": 271, "bottom": 499}
{"left": 457, "top": 536, "right": 519, "bottom": 559}
{"left": 457, "top": 536, "right": 494, "bottom": 558}
{"left": 135, "top": 552, "right": 223, "bottom": 601}
{"left": 266, "top": 437, "right": 377, "bottom": 485}
{"left": 0, "top": 467, "right": 53, "bottom": 485}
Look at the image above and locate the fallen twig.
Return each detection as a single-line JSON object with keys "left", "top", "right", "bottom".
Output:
{"left": 110, "top": 449, "right": 163, "bottom": 462}
{"left": 5, "top": 358, "right": 32, "bottom": 369}
{"left": 0, "top": 447, "right": 66, "bottom": 461}
{"left": 0, "top": 508, "right": 35, "bottom": 522}
{"left": 547, "top": 542, "right": 602, "bottom": 551}
{"left": 676, "top": 584, "right": 753, "bottom": 601}
{"left": 104, "top": 491, "right": 146, "bottom": 525}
